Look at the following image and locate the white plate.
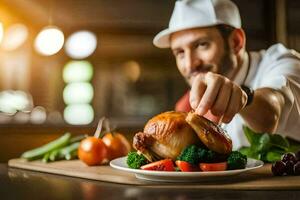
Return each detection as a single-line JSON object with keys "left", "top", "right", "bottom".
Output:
{"left": 110, "top": 156, "right": 264, "bottom": 182}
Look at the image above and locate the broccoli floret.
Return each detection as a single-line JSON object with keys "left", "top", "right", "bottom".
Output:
{"left": 177, "top": 145, "right": 200, "bottom": 165}
{"left": 126, "top": 152, "right": 148, "bottom": 169}
{"left": 198, "top": 148, "right": 218, "bottom": 163}
{"left": 227, "top": 151, "right": 247, "bottom": 170}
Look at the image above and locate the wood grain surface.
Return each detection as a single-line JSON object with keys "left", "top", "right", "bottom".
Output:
{"left": 8, "top": 158, "right": 300, "bottom": 189}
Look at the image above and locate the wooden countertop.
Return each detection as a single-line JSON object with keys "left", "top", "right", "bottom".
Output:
{"left": 7, "top": 158, "right": 300, "bottom": 190}
{"left": 1, "top": 163, "right": 300, "bottom": 200}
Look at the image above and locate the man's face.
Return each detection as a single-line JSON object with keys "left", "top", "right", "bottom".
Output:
{"left": 170, "top": 27, "right": 236, "bottom": 86}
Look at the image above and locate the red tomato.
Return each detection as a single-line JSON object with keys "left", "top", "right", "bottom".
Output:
{"left": 102, "top": 132, "right": 131, "bottom": 161}
{"left": 141, "top": 159, "right": 175, "bottom": 171}
{"left": 199, "top": 162, "right": 227, "bottom": 171}
{"left": 175, "top": 160, "right": 199, "bottom": 172}
{"left": 78, "top": 137, "right": 107, "bottom": 166}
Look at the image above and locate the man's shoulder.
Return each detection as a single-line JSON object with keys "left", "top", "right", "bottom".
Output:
{"left": 259, "top": 43, "right": 300, "bottom": 62}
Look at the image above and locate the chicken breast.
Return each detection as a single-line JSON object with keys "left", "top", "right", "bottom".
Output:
{"left": 133, "top": 111, "right": 200, "bottom": 161}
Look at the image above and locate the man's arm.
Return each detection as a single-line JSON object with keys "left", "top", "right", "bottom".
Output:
{"left": 239, "top": 87, "right": 285, "bottom": 133}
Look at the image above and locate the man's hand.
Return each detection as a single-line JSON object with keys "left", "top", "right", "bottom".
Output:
{"left": 189, "top": 72, "right": 247, "bottom": 123}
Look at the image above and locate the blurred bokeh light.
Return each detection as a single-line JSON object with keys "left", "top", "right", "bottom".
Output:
{"left": 63, "top": 60, "right": 93, "bottom": 83}
{"left": 34, "top": 26, "right": 64, "bottom": 56}
{"left": 64, "top": 104, "right": 94, "bottom": 125}
{"left": 1, "top": 23, "right": 28, "bottom": 51}
{"left": 0, "top": 90, "right": 33, "bottom": 115}
{"left": 123, "top": 60, "right": 141, "bottom": 82}
{"left": 30, "top": 106, "right": 47, "bottom": 124}
{"left": 65, "top": 30, "right": 97, "bottom": 59}
{"left": 63, "top": 82, "right": 94, "bottom": 104}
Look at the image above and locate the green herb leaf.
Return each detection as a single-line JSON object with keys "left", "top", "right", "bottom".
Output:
{"left": 257, "top": 133, "right": 271, "bottom": 152}
{"left": 243, "top": 126, "right": 262, "bottom": 149}
{"left": 239, "top": 147, "right": 261, "bottom": 160}
{"left": 287, "top": 138, "right": 300, "bottom": 152}
{"left": 265, "top": 151, "right": 283, "bottom": 162}
{"left": 270, "top": 134, "right": 289, "bottom": 151}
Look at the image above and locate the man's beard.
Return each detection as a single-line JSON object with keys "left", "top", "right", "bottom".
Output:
{"left": 218, "top": 50, "right": 235, "bottom": 78}
{"left": 185, "top": 51, "right": 235, "bottom": 86}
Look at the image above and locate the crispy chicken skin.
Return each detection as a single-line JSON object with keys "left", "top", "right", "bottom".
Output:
{"left": 186, "top": 112, "right": 232, "bottom": 154}
{"left": 133, "top": 111, "right": 232, "bottom": 161}
{"left": 133, "top": 111, "right": 200, "bottom": 161}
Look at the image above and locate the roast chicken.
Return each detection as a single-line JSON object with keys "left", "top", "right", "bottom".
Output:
{"left": 133, "top": 111, "right": 232, "bottom": 162}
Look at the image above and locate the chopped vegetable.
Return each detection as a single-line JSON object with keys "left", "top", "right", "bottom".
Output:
{"left": 140, "top": 159, "right": 175, "bottom": 171}
{"left": 177, "top": 145, "right": 200, "bottom": 165}
{"left": 21, "top": 133, "right": 71, "bottom": 160}
{"left": 227, "top": 151, "right": 247, "bottom": 170}
{"left": 198, "top": 148, "right": 219, "bottom": 163}
{"left": 175, "top": 160, "right": 199, "bottom": 172}
{"left": 199, "top": 162, "right": 227, "bottom": 171}
{"left": 126, "top": 151, "right": 148, "bottom": 169}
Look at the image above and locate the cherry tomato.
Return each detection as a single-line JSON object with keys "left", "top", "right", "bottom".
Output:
{"left": 78, "top": 137, "right": 107, "bottom": 166}
{"left": 175, "top": 160, "right": 199, "bottom": 172}
{"left": 102, "top": 132, "right": 131, "bottom": 161}
{"left": 141, "top": 159, "right": 175, "bottom": 171}
{"left": 199, "top": 162, "right": 227, "bottom": 171}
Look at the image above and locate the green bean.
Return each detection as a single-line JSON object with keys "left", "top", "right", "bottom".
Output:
{"left": 65, "top": 149, "right": 78, "bottom": 160}
{"left": 59, "top": 142, "right": 80, "bottom": 159}
{"left": 49, "top": 149, "right": 60, "bottom": 161}
{"left": 47, "top": 142, "right": 80, "bottom": 161}
{"left": 21, "top": 133, "right": 71, "bottom": 160}
{"left": 42, "top": 152, "right": 51, "bottom": 163}
{"left": 69, "top": 134, "right": 87, "bottom": 144}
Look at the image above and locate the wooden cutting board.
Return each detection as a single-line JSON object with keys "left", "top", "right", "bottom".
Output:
{"left": 8, "top": 158, "right": 300, "bottom": 189}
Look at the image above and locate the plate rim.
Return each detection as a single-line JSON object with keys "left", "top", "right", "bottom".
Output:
{"left": 110, "top": 156, "right": 264, "bottom": 177}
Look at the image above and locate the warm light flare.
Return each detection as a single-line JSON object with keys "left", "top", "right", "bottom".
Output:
{"left": 65, "top": 30, "right": 97, "bottom": 59}
{"left": 34, "top": 26, "right": 64, "bottom": 56}
{"left": 0, "top": 22, "right": 4, "bottom": 44}
{"left": 1, "top": 23, "right": 28, "bottom": 51}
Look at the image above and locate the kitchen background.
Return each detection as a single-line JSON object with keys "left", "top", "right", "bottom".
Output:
{"left": 0, "top": 0, "right": 299, "bottom": 161}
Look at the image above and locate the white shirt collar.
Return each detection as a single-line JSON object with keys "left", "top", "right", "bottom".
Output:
{"left": 233, "top": 52, "right": 249, "bottom": 86}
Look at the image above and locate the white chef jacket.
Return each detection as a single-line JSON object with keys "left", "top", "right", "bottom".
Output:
{"left": 225, "top": 43, "right": 300, "bottom": 150}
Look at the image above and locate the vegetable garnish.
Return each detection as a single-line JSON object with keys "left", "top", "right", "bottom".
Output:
{"left": 140, "top": 159, "right": 175, "bottom": 171}
{"left": 199, "top": 162, "right": 227, "bottom": 171}
{"left": 175, "top": 160, "right": 199, "bottom": 172}
{"left": 176, "top": 145, "right": 200, "bottom": 165}
{"left": 126, "top": 145, "right": 248, "bottom": 172}
{"left": 127, "top": 151, "right": 148, "bottom": 169}
{"left": 227, "top": 151, "right": 247, "bottom": 170}
{"left": 240, "top": 126, "right": 300, "bottom": 163}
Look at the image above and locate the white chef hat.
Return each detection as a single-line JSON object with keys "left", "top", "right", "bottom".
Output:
{"left": 153, "top": 0, "right": 241, "bottom": 48}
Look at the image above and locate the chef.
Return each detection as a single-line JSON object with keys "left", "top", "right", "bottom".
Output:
{"left": 153, "top": 0, "right": 300, "bottom": 149}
